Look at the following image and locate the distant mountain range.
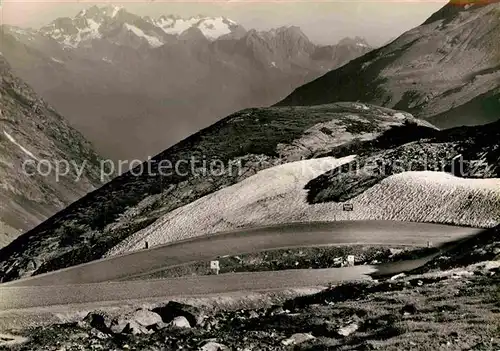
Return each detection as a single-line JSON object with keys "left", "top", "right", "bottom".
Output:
{"left": 0, "top": 5, "right": 372, "bottom": 161}
{"left": 276, "top": 0, "right": 500, "bottom": 129}
{"left": 37, "top": 5, "right": 248, "bottom": 48}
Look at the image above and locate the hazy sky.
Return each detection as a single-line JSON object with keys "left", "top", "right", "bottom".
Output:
{"left": 1, "top": 1, "right": 448, "bottom": 46}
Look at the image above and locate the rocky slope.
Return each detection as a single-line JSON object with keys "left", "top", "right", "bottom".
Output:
{"left": 0, "top": 6, "right": 372, "bottom": 160}
{"left": 0, "top": 103, "right": 427, "bottom": 282}
{"left": 276, "top": 0, "right": 500, "bottom": 129}
{"left": 0, "top": 55, "right": 105, "bottom": 248}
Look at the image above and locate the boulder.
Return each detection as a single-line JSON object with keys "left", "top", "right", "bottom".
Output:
{"left": 337, "top": 322, "right": 359, "bottom": 337}
{"left": 153, "top": 301, "right": 205, "bottom": 326}
{"left": 83, "top": 311, "right": 113, "bottom": 334}
{"left": 169, "top": 316, "right": 191, "bottom": 329}
{"left": 282, "top": 333, "right": 315, "bottom": 346}
{"left": 129, "top": 309, "right": 163, "bottom": 327}
{"left": 110, "top": 309, "right": 162, "bottom": 334}
{"left": 122, "top": 320, "right": 151, "bottom": 335}
{"left": 248, "top": 311, "right": 260, "bottom": 319}
{"left": 199, "top": 341, "right": 229, "bottom": 351}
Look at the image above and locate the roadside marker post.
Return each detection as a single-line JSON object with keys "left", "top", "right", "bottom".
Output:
{"left": 343, "top": 203, "right": 354, "bottom": 220}
{"left": 451, "top": 154, "right": 463, "bottom": 176}
{"left": 343, "top": 204, "right": 354, "bottom": 212}
{"left": 210, "top": 260, "right": 220, "bottom": 275}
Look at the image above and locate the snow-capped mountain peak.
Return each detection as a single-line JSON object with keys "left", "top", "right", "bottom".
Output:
{"left": 76, "top": 5, "right": 124, "bottom": 20}
{"left": 39, "top": 7, "right": 244, "bottom": 48}
{"left": 40, "top": 15, "right": 103, "bottom": 48}
{"left": 149, "top": 15, "right": 242, "bottom": 40}
{"left": 39, "top": 5, "right": 129, "bottom": 48}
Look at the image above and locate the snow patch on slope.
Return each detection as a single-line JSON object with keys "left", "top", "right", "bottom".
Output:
{"left": 85, "top": 19, "right": 101, "bottom": 38}
{"left": 124, "top": 24, "right": 163, "bottom": 48}
{"left": 198, "top": 17, "right": 233, "bottom": 39}
{"left": 155, "top": 17, "right": 201, "bottom": 35}
{"left": 108, "top": 167, "right": 500, "bottom": 256}
{"left": 3, "top": 130, "right": 40, "bottom": 161}
{"left": 51, "top": 57, "right": 64, "bottom": 64}
{"left": 111, "top": 6, "right": 122, "bottom": 18}
{"left": 49, "top": 18, "right": 102, "bottom": 48}
{"left": 107, "top": 156, "right": 353, "bottom": 255}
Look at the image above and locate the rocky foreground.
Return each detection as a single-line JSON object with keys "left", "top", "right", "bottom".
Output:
{"left": 2, "top": 226, "right": 499, "bottom": 351}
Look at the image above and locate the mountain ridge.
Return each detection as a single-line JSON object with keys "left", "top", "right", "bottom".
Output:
{"left": 275, "top": 0, "right": 500, "bottom": 129}
{"left": 38, "top": 5, "right": 246, "bottom": 48}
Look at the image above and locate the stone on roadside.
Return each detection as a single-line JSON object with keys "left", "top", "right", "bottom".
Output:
{"left": 199, "top": 341, "right": 230, "bottom": 351}
{"left": 130, "top": 309, "right": 163, "bottom": 327}
{"left": 123, "top": 320, "right": 152, "bottom": 335}
{"left": 169, "top": 316, "right": 191, "bottom": 328}
{"left": 153, "top": 301, "right": 205, "bottom": 326}
{"left": 389, "top": 248, "right": 404, "bottom": 257}
{"left": 267, "top": 305, "right": 285, "bottom": 316}
{"left": 390, "top": 273, "right": 406, "bottom": 281}
{"left": 83, "top": 311, "right": 113, "bottom": 333}
{"left": 337, "top": 322, "right": 359, "bottom": 337}
{"left": 248, "top": 311, "right": 260, "bottom": 319}
{"left": 89, "top": 328, "right": 110, "bottom": 340}
{"left": 281, "top": 333, "right": 315, "bottom": 346}
{"left": 110, "top": 309, "right": 162, "bottom": 334}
